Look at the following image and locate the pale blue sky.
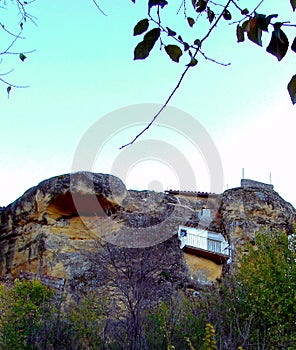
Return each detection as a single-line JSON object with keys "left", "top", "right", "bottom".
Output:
{"left": 1, "top": 1, "right": 296, "bottom": 206}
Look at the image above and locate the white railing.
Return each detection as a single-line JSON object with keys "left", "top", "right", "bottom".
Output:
{"left": 180, "top": 232, "right": 230, "bottom": 256}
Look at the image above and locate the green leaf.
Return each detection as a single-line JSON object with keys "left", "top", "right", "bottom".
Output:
{"left": 19, "top": 53, "right": 27, "bottom": 61}
{"left": 291, "top": 37, "right": 296, "bottom": 53}
{"left": 166, "top": 27, "right": 176, "bottom": 37}
{"left": 242, "top": 20, "right": 249, "bottom": 31}
{"left": 148, "top": 0, "right": 168, "bottom": 12}
{"left": 134, "top": 28, "right": 161, "bottom": 60}
{"left": 288, "top": 74, "right": 296, "bottom": 104}
{"left": 134, "top": 41, "right": 150, "bottom": 60}
{"left": 187, "top": 17, "right": 195, "bottom": 27}
{"left": 273, "top": 22, "right": 286, "bottom": 42}
{"left": 186, "top": 57, "right": 198, "bottom": 67}
{"left": 194, "top": 38, "right": 201, "bottom": 46}
{"left": 143, "top": 27, "right": 161, "bottom": 42}
{"left": 183, "top": 42, "right": 190, "bottom": 51}
{"left": 291, "top": 0, "right": 296, "bottom": 11}
{"left": 241, "top": 8, "right": 249, "bottom": 15}
{"left": 165, "top": 45, "right": 183, "bottom": 63}
{"left": 266, "top": 29, "right": 289, "bottom": 61}
{"left": 7, "top": 86, "right": 11, "bottom": 98}
{"left": 223, "top": 9, "right": 232, "bottom": 20}
{"left": 207, "top": 7, "right": 215, "bottom": 23}
{"left": 236, "top": 25, "right": 245, "bottom": 43}
{"left": 194, "top": 0, "right": 207, "bottom": 12}
{"left": 256, "top": 13, "right": 278, "bottom": 32}
{"left": 247, "top": 18, "right": 262, "bottom": 46}
{"left": 133, "top": 19, "right": 149, "bottom": 36}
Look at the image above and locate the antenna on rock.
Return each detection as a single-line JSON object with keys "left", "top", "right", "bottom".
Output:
{"left": 269, "top": 172, "right": 272, "bottom": 185}
{"left": 242, "top": 168, "right": 244, "bottom": 180}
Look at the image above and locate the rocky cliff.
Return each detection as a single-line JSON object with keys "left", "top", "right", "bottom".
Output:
{"left": 220, "top": 181, "right": 295, "bottom": 248}
{"left": 0, "top": 173, "right": 295, "bottom": 291}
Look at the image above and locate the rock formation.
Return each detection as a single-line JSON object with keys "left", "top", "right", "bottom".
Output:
{"left": 0, "top": 173, "right": 295, "bottom": 292}
{"left": 220, "top": 180, "right": 295, "bottom": 248}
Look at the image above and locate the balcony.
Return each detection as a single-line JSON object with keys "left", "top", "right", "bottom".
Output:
{"left": 179, "top": 228, "right": 230, "bottom": 264}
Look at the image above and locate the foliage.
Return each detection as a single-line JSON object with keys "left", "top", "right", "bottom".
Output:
{"left": 204, "top": 323, "right": 217, "bottom": 350}
{"left": 130, "top": 0, "right": 296, "bottom": 108}
{"left": 0, "top": 279, "right": 54, "bottom": 349}
{"left": 144, "top": 292, "right": 205, "bottom": 349}
{"left": 235, "top": 230, "right": 296, "bottom": 348}
{"left": 198, "top": 230, "right": 296, "bottom": 349}
{"left": 67, "top": 292, "right": 110, "bottom": 349}
{"left": 0, "top": 230, "right": 295, "bottom": 349}
{"left": 2, "top": 1, "right": 296, "bottom": 105}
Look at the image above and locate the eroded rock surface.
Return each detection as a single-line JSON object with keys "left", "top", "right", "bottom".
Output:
{"left": 0, "top": 172, "right": 197, "bottom": 290}
{"left": 220, "top": 184, "right": 295, "bottom": 248}
{"left": 0, "top": 174, "right": 295, "bottom": 292}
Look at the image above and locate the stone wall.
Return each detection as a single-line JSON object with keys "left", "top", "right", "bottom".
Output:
{"left": 241, "top": 179, "right": 274, "bottom": 190}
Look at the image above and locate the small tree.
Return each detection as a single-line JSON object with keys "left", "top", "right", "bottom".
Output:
{"left": 67, "top": 292, "right": 110, "bottom": 349}
{"left": 0, "top": 279, "right": 54, "bottom": 349}
{"left": 144, "top": 292, "right": 206, "bottom": 350}
{"left": 196, "top": 229, "right": 296, "bottom": 349}
{"left": 236, "top": 230, "right": 296, "bottom": 349}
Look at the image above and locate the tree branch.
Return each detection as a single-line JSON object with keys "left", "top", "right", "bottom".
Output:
{"left": 120, "top": 0, "right": 233, "bottom": 149}
{"left": 119, "top": 64, "right": 192, "bottom": 149}
{"left": 199, "top": 50, "right": 231, "bottom": 66}
{"left": 92, "top": 0, "right": 107, "bottom": 16}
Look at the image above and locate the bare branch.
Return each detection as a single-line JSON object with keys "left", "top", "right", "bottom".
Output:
{"left": 119, "top": 63, "right": 192, "bottom": 149}
{"left": 200, "top": 50, "right": 231, "bottom": 66}
{"left": 0, "top": 76, "right": 29, "bottom": 88}
{"left": 92, "top": 0, "right": 107, "bottom": 16}
{"left": 0, "top": 49, "right": 36, "bottom": 56}
{"left": 0, "top": 23, "right": 26, "bottom": 39}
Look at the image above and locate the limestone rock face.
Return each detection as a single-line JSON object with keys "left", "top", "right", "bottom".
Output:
{"left": 0, "top": 172, "right": 128, "bottom": 279}
{"left": 220, "top": 185, "right": 295, "bottom": 247}
{"left": 0, "top": 173, "right": 295, "bottom": 291}
{"left": 0, "top": 172, "right": 195, "bottom": 289}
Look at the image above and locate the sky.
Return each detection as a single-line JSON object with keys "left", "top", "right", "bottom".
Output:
{"left": 0, "top": 0, "right": 296, "bottom": 207}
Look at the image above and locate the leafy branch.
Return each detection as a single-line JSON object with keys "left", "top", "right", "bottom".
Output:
{"left": 120, "top": 0, "right": 296, "bottom": 148}
{"left": 0, "top": 0, "right": 36, "bottom": 95}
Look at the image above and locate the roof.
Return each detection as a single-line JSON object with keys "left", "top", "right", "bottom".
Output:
{"left": 165, "top": 190, "right": 219, "bottom": 198}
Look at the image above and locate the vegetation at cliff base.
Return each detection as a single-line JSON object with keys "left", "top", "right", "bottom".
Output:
{"left": 0, "top": 230, "right": 295, "bottom": 349}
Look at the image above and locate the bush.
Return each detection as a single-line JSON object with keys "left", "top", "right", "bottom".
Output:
{"left": 0, "top": 279, "right": 54, "bottom": 349}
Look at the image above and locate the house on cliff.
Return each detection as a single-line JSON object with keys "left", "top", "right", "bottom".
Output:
{"left": 165, "top": 189, "right": 230, "bottom": 284}
{"left": 167, "top": 178, "right": 294, "bottom": 284}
